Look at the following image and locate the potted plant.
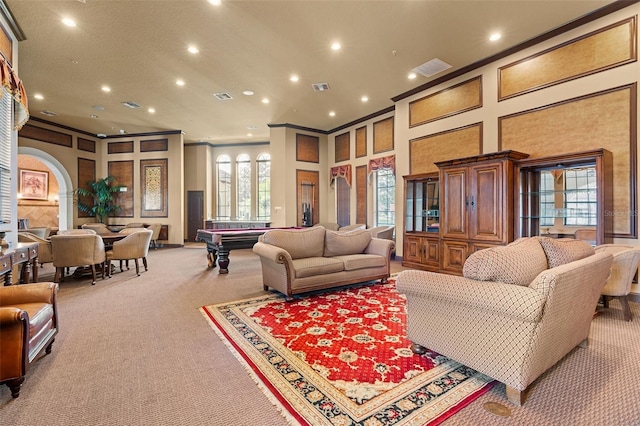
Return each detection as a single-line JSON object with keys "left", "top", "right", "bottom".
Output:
{"left": 75, "top": 176, "right": 124, "bottom": 224}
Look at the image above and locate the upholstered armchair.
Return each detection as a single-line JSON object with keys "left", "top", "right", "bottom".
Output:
{"left": 338, "top": 223, "right": 366, "bottom": 232}
{"left": 147, "top": 223, "right": 162, "bottom": 249}
{"left": 58, "top": 229, "right": 97, "bottom": 235}
{"left": 18, "top": 227, "right": 50, "bottom": 239}
{"left": 0, "top": 282, "right": 59, "bottom": 398}
{"left": 594, "top": 244, "right": 640, "bottom": 321}
{"left": 106, "top": 230, "right": 153, "bottom": 276}
{"left": 17, "top": 232, "right": 53, "bottom": 267}
{"left": 368, "top": 225, "right": 395, "bottom": 240}
{"left": 124, "top": 222, "right": 145, "bottom": 229}
{"left": 81, "top": 223, "right": 111, "bottom": 235}
{"left": 50, "top": 234, "right": 106, "bottom": 285}
{"left": 314, "top": 222, "right": 340, "bottom": 231}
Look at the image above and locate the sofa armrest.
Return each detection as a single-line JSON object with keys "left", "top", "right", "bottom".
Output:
{"left": 396, "top": 270, "right": 546, "bottom": 323}
{"left": 0, "top": 282, "right": 58, "bottom": 307}
{"left": 364, "top": 238, "right": 395, "bottom": 257}
{"left": 252, "top": 241, "right": 293, "bottom": 265}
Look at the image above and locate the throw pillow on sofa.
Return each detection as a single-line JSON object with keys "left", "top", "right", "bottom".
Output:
{"left": 462, "top": 237, "right": 548, "bottom": 286}
{"left": 537, "top": 236, "right": 595, "bottom": 268}
{"left": 324, "top": 229, "right": 372, "bottom": 257}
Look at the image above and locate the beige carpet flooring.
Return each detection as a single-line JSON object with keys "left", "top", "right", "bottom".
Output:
{"left": 1, "top": 245, "right": 639, "bottom": 425}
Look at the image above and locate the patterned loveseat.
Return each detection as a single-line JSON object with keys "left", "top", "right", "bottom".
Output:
{"left": 253, "top": 226, "right": 395, "bottom": 300}
{"left": 396, "top": 237, "right": 613, "bottom": 406}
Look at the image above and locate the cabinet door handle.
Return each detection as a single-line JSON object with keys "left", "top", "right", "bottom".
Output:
{"left": 465, "top": 196, "right": 469, "bottom": 208}
{"left": 470, "top": 196, "right": 475, "bottom": 211}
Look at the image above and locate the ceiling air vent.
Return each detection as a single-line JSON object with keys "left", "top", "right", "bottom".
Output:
{"left": 121, "top": 101, "right": 142, "bottom": 109}
{"left": 40, "top": 110, "right": 57, "bottom": 116}
{"left": 412, "top": 58, "right": 452, "bottom": 78}
{"left": 213, "top": 92, "right": 233, "bottom": 100}
{"left": 312, "top": 83, "right": 330, "bottom": 92}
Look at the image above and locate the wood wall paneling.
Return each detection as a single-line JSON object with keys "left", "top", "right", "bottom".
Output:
{"left": 409, "top": 123, "right": 483, "bottom": 174}
{"left": 108, "top": 160, "right": 134, "bottom": 217}
{"left": 335, "top": 132, "right": 350, "bottom": 163}
{"left": 296, "top": 169, "right": 319, "bottom": 227}
{"left": 409, "top": 76, "right": 483, "bottom": 127}
{"left": 296, "top": 134, "right": 320, "bottom": 163}
{"left": 140, "top": 138, "right": 168, "bottom": 152}
{"left": 77, "top": 158, "right": 96, "bottom": 218}
{"left": 19, "top": 124, "right": 72, "bottom": 148}
{"left": 356, "top": 165, "right": 368, "bottom": 224}
{"left": 373, "top": 117, "right": 394, "bottom": 154}
{"left": 77, "top": 137, "right": 96, "bottom": 153}
{"left": 108, "top": 141, "right": 134, "bottom": 154}
{"left": 499, "top": 84, "right": 636, "bottom": 237}
{"left": 0, "top": 25, "right": 12, "bottom": 62}
{"left": 140, "top": 158, "right": 168, "bottom": 217}
{"left": 499, "top": 17, "right": 637, "bottom": 100}
{"left": 355, "top": 126, "right": 367, "bottom": 158}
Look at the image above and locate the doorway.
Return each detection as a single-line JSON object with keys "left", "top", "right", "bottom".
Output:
{"left": 187, "top": 190, "right": 204, "bottom": 242}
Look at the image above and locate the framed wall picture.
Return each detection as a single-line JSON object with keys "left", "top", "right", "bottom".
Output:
{"left": 19, "top": 169, "right": 48, "bottom": 200}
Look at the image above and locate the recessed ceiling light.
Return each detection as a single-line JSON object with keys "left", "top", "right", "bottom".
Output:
{"left": 148, "top": 108, "right": 156, "bottom": 113}
{"left": 331, "top": 42, "right": 341, "bottom": 51}
{"left": 489, "top": 32, "right": 502, "bottom": 41}
{"left": 329, "top": 111, "right": 336, "bottom": 117}
{"left": 261, "top": 98, "right": 270, "bottom": 104}
{"left": 62, "top": 18, "right": 76, "bottom": 27}
{"left": 242, "top": 90, "right": 254, "bottom": 96}
{"left": 34, "top": 93, "right": 44, "bottom": 100}
{"left": 176, "top": 79, "right": 185, "bottom": 86}
{"left": 408, "top": 72, "right": 417, "bottom": 80}
{"left": 208, "top": 0, "right": 221, "bottom": 5}
{"left": 290, "top": 75, "right": 299, "bottom": 82}
{"left": 187, "top": 46, "right": 199, "bottom": 54}
{"left": 361, "top": 96, "right": 368, "bottom": 102}
{"left": 101, "top": 86, "right": 111, "bottom": 92}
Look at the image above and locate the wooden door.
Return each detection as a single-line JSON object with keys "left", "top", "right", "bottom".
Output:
{"left": 469, "top": 161, "right": 504, "bottom": 242}
{"left": 187, "top": 191, "right": 204, "bottom": 242}
{"left": 440, "top": 167, "right": 468, "bottom": 239}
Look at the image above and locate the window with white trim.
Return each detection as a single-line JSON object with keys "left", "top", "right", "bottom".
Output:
{"left": 256, "top": 153, "right": 270, "bottom": 220}
{"left": 236, "top": 153, "right": 251, "bottom": 220}
{"left": 374, "top": 168, "right": 395, "bottom": 226}
{"left": 216, "top": 155, "right": 231, "bottom": 219}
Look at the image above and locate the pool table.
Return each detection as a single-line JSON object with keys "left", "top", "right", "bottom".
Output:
{"left": 195, "top": 227, "right": 299, "bottom": 274}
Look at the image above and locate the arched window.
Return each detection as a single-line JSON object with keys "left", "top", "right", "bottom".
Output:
{"left": 216, "top": 155, "right": 231, "bottom": 219}
{"left": 236, "top": 153, "right": 251, "bottom": 220}
{"left": 256, "top": 153, "right": 270, "bottom": 220}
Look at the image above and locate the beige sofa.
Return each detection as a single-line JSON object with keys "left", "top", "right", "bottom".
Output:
{"left": 396, "top": 237, "right": 613, "bottom": 406}
{"left": 253, "top": 226, "right": 395, "bottom": 300}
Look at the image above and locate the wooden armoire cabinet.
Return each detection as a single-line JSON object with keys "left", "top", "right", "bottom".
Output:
{"left": 436, "top": 151, "right": 529, "bottom": 275}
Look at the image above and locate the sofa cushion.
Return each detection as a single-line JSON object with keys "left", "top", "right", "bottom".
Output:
{"left": 292, "top": 257, "right": 344, "bottom": 278}
{"left": 537, "top": 237, "right": 595, "bottom": 268}
{"left": 262, "top": 227, "right": 325, "bottom": 260}
{"left": 334, "top": 254, "right": 387, "bottom": 271}
{"left": 462, "top": 237, "right": 548, "bottom": 286}
{"left": 324, "top": 229, "right": 372, "bottom": 257}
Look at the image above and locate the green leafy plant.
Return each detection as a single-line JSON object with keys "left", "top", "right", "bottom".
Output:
{"left": 75, "top": 176, "right": 124, "bottom": 224}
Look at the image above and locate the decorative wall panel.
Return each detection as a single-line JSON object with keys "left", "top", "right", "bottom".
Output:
{"left": 77, "top": 158, "right": 95, "bottom": 218}
{"left": 108, "top": 160, "right": 134, "bottom": 217}
{"left": 77, "top": 137, "right": 96, "bottom": 153}
{"left": 140, "top": 158, "right": 168, "bottom": 218}
{"left": 409, "top": 123, "right": 482, "bottom": 174}
{"left": 499, "top": 84, "right": 636, "bottom": 237}
{"left": 19, "top": 124, "right": 72, "bottom": 148}
{"left": 108, "top": 141, "right": 134, "bottom": 154}
{"left": 409, "top": 76, "right": 482, "bottom": 127}
{"left": 296, "top": 134, "right": 319, "bottom": 163}
{"left": 356, "top": 165, "right": 368, "bottom": 224}
{"left": 335, "top": 132, "right": 350, "bottom": 163}
{"left": 499, "top": 17, "right": 637, "bottom": 100}
{"left": 373, "top": 117, "right": 394, "bottom": 154}
{"left": 355, "top": 126, "right": 367, "bottom": 158}
{"left": 140, "top": 138, "right": 168, "bottom": 152}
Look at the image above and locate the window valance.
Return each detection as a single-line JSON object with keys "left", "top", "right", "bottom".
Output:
{"left": 368, "top": 154, "right": 395, "bottom": 176}
{"left": 330, "top": 164, "right": 351, "bottom": 187}
{"left": 0, "top": 54, "right": 29, "bottom": 130}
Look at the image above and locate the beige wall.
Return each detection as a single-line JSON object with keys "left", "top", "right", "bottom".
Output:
{"left": 17, "top": 155, "right": 60, "bottom": 229}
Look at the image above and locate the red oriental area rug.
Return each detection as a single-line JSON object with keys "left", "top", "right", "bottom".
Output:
{"left": 201, "top": 282, "right": 494, "bottom": 425}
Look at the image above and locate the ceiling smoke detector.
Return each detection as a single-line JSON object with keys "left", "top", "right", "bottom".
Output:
{"left": 312, "top": 83, "right": 330, "bottom": 92}
{"left": 121, "top": 101, "right": 142, "bottom": 109}
{"left": 412, "top": 58, "right": 452, "bottom": 78}
{"left": 213, "top": 92, "right": 233, "bottom": 100}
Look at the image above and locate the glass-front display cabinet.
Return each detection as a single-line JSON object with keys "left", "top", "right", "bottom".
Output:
{"left": 516, "top": 149, "right": 613, "bottom": 246}
{"left": 403, "top": 173, "right": 440, "bottom": 271}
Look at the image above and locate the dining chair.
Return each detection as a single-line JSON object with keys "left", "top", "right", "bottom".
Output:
{"left": 594, "top": 244, "right": 640, "bottom": 321}
{"left": 147, "top": 223, "right": 162, "bottom": 249}
{"left": 58, "top": 229, "right": 97, "bottom": 235}
{"left": 106, "top": 229, "right": 153, "bottom": 277}
{"left": 50, "top": 234, "right": 106, "bottom": 285}
{"left": 81, "top": 223, "right": 112, "bottom": 235}
{"left": 17, "top": 231, "right": 53, "bottom": 267}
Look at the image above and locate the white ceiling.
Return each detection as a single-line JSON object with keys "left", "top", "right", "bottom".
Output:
{"left": 6, "top": 0, "right": 615, "bottom": 144}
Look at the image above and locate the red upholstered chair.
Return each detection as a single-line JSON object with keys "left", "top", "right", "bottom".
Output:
{"left": 0, "top": 282, "right": 59, "bottom": 398}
